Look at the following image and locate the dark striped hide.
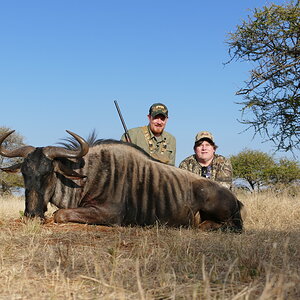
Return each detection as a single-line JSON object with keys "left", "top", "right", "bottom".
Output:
{"left": 0, "top": 131, "right": 244, "bottom": 232}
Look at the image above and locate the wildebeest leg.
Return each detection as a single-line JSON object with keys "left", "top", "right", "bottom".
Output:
{"left": 193, "top": 182, "right": 244, "bottom": 233}
{"left": 53, "top": 205, "right": 122, "bottom": 225}
{"left": 198, "top": 208, "right": 244, "bottom": 233}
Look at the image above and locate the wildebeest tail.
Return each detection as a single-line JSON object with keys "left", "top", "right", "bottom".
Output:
{"left": 229, "top": 200, "right": 245, "bottom": 233}
{"left": 219, "top": 200, "right": 245, "bottom": 233}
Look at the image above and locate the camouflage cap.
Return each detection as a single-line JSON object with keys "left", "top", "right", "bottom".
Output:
{"left": 149, "top": 103, "right": 168, "bottom": 117}
{"left": 195, "top": 131, "right": 214, "bottom": 143}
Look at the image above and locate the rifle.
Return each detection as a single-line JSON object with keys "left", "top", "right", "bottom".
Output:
{"left": 114, "top": 100, "right": 132, "bottom": 143}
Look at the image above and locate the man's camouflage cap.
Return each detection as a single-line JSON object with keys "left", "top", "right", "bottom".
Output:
{"left": 149, "top": 103, "right": 168, "bottom": 117}
{"left": 195, "top": 131, "right": 214, "bottom": 143}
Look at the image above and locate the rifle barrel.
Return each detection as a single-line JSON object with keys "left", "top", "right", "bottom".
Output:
{"left": 114, "top": 100, "right": 132, "bottom": 143}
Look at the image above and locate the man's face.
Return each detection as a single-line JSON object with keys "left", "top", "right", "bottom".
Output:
{"left": 194, "top": 140, "right": 215, "bottom": 163}
{"left": 148, "top": 114, "right": 168, "bottom": 136}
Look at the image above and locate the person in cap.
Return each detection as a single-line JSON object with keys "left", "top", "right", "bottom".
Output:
{"left": 179, "top": 131, "right": 232, "bottom": 189}
{"left": 121, "top": 103, "right": 176, "bottom": 165}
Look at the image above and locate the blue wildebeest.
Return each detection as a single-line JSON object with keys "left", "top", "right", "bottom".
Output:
{"left": 0, "top": 130, "right": 245, "bottom": 232}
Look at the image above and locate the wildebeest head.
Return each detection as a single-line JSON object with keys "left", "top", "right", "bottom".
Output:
{"left": 0, "top": 130, "right": 89, "bottom": 219}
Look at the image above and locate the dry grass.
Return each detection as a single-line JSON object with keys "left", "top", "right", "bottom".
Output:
{"left": 0, "top": 191, "right": 299, "bottom": 299}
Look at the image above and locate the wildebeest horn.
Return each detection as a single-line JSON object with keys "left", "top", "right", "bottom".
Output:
{"left": 0, "top": 130, "right": 35, "bottom": 158}
{"left": 44, "top": 130, "right": 89, "bottom": 159}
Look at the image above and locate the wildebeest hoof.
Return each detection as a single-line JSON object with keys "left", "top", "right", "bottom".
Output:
{"left": 53, "top": 209, "right": 68, "bottom": 223}
{"left": 199, "top": 220, "right": 222, "bottom": 231}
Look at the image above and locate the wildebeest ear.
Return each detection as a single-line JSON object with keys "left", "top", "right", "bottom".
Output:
{"left": 0, "top": 163, "right": 22, "bottom": 173}
{"left": 54, "top": 161, "right": 87, "bottom": 180}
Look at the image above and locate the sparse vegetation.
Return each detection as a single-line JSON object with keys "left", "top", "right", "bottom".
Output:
{"left": 0, "top": 191, "right": 299, "bottom": 299}
{"left": 227, "top": 1, "right": 300, "bottom": 152}
{"left": 0, "top": 127, "right": 25, "bottom": 195}
{"left": 230, "top": 149, "right": 300, "bottom": 192}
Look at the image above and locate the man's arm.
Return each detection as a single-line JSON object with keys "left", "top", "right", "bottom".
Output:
{"left": 215, "top": 157, "right": 233, "bottom": 189}
{"left": 178, "top": 157, "right": 190, "bottom": 170}
{"left": 167, "top": 135, "right": 176, "bottom": 166}
{"left": 169, "top": 145, "right": 176, "bottom": 166}
{"left": 120, "top": 133, "right": 127, "bottom": 142}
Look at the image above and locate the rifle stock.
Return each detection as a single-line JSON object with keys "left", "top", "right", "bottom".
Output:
{"left": 114, "top": 100, "right": 132, "bottom": 143}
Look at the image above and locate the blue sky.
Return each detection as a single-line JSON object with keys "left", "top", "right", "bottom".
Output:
{"left": 1, "top": 0, "right": 298, "bottom": 166}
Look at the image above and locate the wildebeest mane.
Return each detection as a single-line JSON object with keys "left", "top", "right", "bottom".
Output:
{"left": 58, "top": 130, "right": 158, "bottom": 162}
{"left": 57, "top": 129, "right": 99, "bottom": 149}
{"left": 93, "top": 139, "right": 157, "bottom": 161}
